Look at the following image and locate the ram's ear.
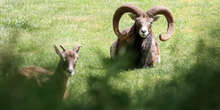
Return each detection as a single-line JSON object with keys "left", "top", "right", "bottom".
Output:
{"left": 128, "top": 13, "right": 136, "bottom": 21}
{"left": 151, "top": 16, "right": 160, "bottom": 22}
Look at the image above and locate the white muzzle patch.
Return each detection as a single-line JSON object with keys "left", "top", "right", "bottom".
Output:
{"left": 70, "top": 71, "right": 75, "bottom": 76}
{"left": 68, "top": 63, "right": 75, "bottom": 76}
{"left": 139, "top": 26, "right": 149, "bottom": 38}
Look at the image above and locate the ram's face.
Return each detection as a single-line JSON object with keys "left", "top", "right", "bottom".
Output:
{"left": 129, "top": 14, "right": 160, "bottom": 38}
{"left": 135, "top": 17, "right": 153, "bottom": 38}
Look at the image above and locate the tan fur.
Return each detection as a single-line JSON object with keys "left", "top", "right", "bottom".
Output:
{"left": 11, "top": 45, "right": 81, "bottom": 108}
{"left": 18, "top": 65, "right": 70, "bottom": 100}
{"left": 19, "top": 65, "right": 53, "bottom": 86}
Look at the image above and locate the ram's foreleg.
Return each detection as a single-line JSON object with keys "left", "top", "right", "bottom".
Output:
{"left": 110, "top": 40, "right": 118, "bottom": 59}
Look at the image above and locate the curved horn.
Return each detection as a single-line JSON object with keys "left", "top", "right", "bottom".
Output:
{"left": 146, "top": 6, "right": 175, "bottom": 41}
{"left": 113, "top": 4, "right": 144, "bottom": 37}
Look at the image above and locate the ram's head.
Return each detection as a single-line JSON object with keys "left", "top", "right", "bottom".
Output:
{"left": 113, "top": 4, "right": 175, "bottom": 41}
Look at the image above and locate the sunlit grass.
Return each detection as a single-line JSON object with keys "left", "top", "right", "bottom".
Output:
{"left": 0, "top": 0, "right": 220, "bottom": 109}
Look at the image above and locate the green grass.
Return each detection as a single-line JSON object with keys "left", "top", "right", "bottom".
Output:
{"left": 0, "top": 0, "right": 220, "bottom": 109}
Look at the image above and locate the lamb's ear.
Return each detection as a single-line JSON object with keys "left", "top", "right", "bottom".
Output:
{"left": 54, "top": 45, "right": 64, "bottom": 58}
{"left": 128, "top": 13, "right": 136, "bottom": 21}
{"left": 151, "top": 16, "right": 160, "bottom": 22}
{"left": 73, "top": 45, "right": 81, "bottom": 53}
{"left": 60, "top": 45, "right": 66, "bottom": 52}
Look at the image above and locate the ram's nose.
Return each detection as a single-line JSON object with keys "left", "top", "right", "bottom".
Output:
{"left": 141, "top": 30, "right": 146, "bottom": 33}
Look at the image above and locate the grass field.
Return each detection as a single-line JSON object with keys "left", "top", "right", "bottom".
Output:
{"left": 0, "top": 0, "right": 220, "bottom": 110}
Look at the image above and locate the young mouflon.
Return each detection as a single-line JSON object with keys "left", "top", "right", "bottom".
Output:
{"left": 12, "top": 45, "right": 81, "bottom": 109}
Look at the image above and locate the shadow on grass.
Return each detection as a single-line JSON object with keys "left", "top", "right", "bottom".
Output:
{"left": 0, "top": 30, "right": 24, "bottom": 110}
{"left": 0, "top": 30, "right": 64, "bottom": 110}
{"left": 1, "top": 17, "right": 220, "bottom": 110}
{"left": 64, "top": 22, "right": 220, "bottom": 110}
{"left": 62, "top": 48, "right": 135, "bottom": 110}
{"left": 142, "top": 22, "right": 220, "bottom": 110}
{"left": 86, "top": 48, "right": 136, "bottom": 110}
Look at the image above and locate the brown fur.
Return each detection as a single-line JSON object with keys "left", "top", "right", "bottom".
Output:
{"left": 111, "top": 4, "right": 174, "bottom": 67}
{"left": 17, "top": 64, "right": 70, "bottom": 101}
{"left": 11, "top": 45, "right": 81, "bottom": 109}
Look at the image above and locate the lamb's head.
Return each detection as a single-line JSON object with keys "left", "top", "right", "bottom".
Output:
{"left": 54, "top": 45, "right": 81, "bottom": 76}
{"left": 113, "top": 4, "right": 175, "bottom": 41}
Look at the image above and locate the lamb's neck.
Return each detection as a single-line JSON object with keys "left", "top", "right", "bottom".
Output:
{"left": 53, "top": 60, "right": 70, "bottom": 96}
